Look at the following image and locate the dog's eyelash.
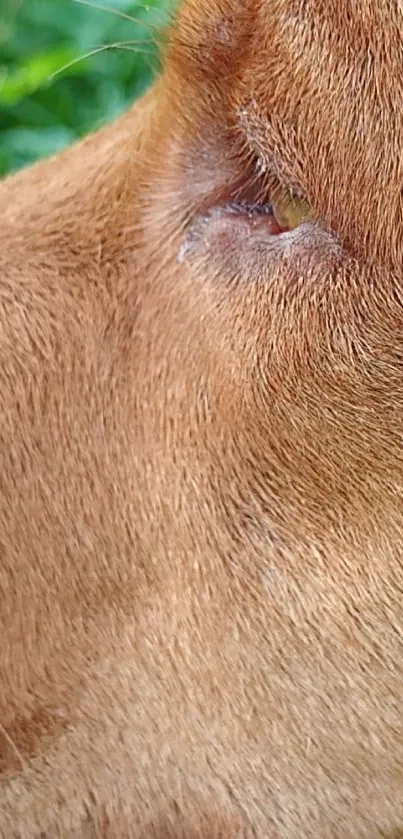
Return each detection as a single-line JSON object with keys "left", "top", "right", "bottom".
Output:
{"left": 226, "top": 153, "right": 315, "bottom": 233}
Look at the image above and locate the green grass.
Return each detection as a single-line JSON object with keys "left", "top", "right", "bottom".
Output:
{"left": 0, "top": 0, "right": 173, "bottom": 176}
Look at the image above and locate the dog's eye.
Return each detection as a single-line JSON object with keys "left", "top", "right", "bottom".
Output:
{"left": 272, "top": 190, "right": 314, "bottom": 231}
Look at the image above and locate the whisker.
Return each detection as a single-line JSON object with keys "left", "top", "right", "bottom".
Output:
{"left": 68, "top": 0, "right": 166, "bottom": 34}
{"left": 68, "top": 0, "right": 205, "bottom": 62}
{"left": 109, "top": 42, "right": 160, "bottom": 76}
{"left": 49, "top": 41, "right": 155, "bottom": 82}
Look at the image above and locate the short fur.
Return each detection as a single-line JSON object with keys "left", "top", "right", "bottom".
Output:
{"left": 1, "top": 0, "right": 403, "bottom": 836}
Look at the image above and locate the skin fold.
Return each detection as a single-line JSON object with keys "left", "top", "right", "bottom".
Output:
{"left": 1, "top": 0, "right": 403, "bottom": 836}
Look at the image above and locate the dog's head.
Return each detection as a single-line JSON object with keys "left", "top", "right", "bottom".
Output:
{"left": 2, "top": 2, "right": 403, "bottom": 833}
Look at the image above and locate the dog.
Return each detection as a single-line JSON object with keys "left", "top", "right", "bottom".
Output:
{"left": 1, "top": 0, "right": 403, "bottom": 836}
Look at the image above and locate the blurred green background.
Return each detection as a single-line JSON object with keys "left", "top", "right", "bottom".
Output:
{"left": 0, "top": 0, "right": 173, "bottom": 176}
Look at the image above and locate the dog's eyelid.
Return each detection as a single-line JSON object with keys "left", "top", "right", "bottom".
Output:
{"left": 237, "top": 102, "right": 312, "bottom": 203}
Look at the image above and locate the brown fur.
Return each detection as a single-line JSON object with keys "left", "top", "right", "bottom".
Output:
{"left": 1, "top": 0, "right": 403, "bottom": 835}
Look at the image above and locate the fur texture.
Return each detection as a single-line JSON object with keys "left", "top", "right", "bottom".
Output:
{"left": 1, "top": 0, "right": 403, "bottom": 836}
